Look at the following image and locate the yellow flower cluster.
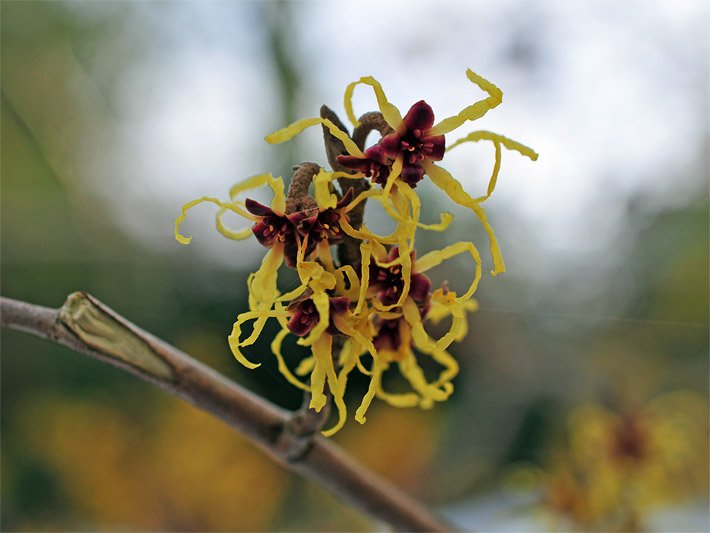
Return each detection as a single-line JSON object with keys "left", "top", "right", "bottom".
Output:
{"left": 536, "top": 393, "right": 708, "bottom": 531}
{"left": 175, "top": 69, "right": 537, "bottom": 436}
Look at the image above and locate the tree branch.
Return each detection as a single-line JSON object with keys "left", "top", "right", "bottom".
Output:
{"left": 0, "top": 293, "right": 451, "bottom": 532}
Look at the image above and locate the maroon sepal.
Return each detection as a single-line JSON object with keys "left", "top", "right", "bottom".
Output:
{"left": 369, "top": 247, "right": 432, "bottom": 311}
{"left": 338, "top": 144, "right": 392, "bottom": 186}
{"left": 286, "top": 293, "right": 352, "bottom": 337}
{"left": 373, "top": 318, "right": 402, "bottom": 352}
{"left": 402, "top": 100, "right": 436, "bottom": 132}
{"left": 373, "top": 100, "right": 447, "bottom": 187}
{"left": 297, "top": 188, "right": 353, "bottom": 247}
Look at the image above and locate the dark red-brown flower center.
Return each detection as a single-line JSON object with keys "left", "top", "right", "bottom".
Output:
{"left": 337, "top": 145, "right": 392, "bottom": 186}
{"left": 373, "top": 318, "right": 403, "bottom": 352}
{"left": 286, "top": 293, "right": 350, "bottom": 337}
{"left": 379, "top": 101, "right": 446, "bottom": 187}
{"left": 246, "top": 189, "right": 352, "bottom": 268}
{"left": 295, "top": 187, "right": 353, "bottom": 258}
{"left": 337, "top": 101, "right": 445, "bottom": 188}
{"left": 369, "top": 247, "right": 431, "bottom": 311}
{"left": 611, "top": 415, "right": 649, "bottom": 462}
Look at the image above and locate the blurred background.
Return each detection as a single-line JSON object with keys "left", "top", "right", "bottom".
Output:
{"left": 1, "top": 1, "right": 707, "bottom": 530}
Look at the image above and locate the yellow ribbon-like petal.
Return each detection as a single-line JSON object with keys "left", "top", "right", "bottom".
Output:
{"left": 248, "top": 247, "right": 283, "bottom": 311}
{"left": 295, "top": 356, "right": 315, "bottom": 376}
{"left": 447, "top": 130, "right": 538, "bottom": 202}
{"left": 321, "top": 352, "right": 349, "bottom": 437}
{"left": 265, "top": 117, "right": 364, "bottom": 158}
{"left": 227, "top": 173, "right": 287, "bottom": 215}
{"left": 376, "top": 374, "right": 421, "bottom": 408}
{"left": 402, "top": 297, "right": 460, "bottom": 355}
{"left": 418, "top": 211, "right": 454, "bottom": 232}
{"left": 448, "top": 130, "right": 538, "bottom": 159}
{"left": 313, "top": 169, "right": 359, "bottom": 210}
{"left": 298, "top": 291, "right": 330, "bottom": 347}
{"left": 428, "top": 69, "right": 503, "bottom": 136}
{"left": 354, "top": 241, "right": 372, "bottom": 315}
{"left": 355, "top": 358, "right": 386, "bottom": 424}
{"left": 176, "top": 173, "right": 287, "bottom": 244}
{"left": 398, "top": 351, "right": 452, "bottom": 408}
{"left": 416, "top": 241, "right": 482, "bottom": 302}
{"left": 228, "top": 309, "right": 289, "bottom": 369}
{"left": 423, "top": 161, "right": 505, "bottom": 276}
{"left": 309, "top": 334, "right": 332, "bottom": 412}
{"left": 175, "top": 196, "right": 254, "bottom": 245}
{"left": 271, "top": 328, "right": 311, "bottom": 391}
{"left": 428, "top": 296, "right": 479, "bottom": 343}
{"left": 344, "top": 76, "right": 403, "bottom": 129}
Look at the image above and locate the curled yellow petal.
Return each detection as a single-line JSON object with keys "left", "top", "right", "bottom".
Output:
{"left": 344, "top": 76, "right": 403, "bottom": 129}
{"left": 382, "top": 155, "right": 403, "bottom": 198}
{"left": 418, "top": 211, "right": 454, "bottom": 232}
{"left": 447, "top": 130, "right": 538, "bottom": 202}
{"left": 398, "top": 351, "right": 452, "bottom": 407}
{"left": 313, "top": 169, "right": 358, "bottom": 210}
{"left": 428, "top": 296, "right": 479, "bottom": 344}
{"left": 355, "top": 359, "right": 385, "bottom": 424}
{"left": 215, "top": 206, "right": 255, "bottom": 240}
{"left": 416, "top": 241, "right": 482, "bottom": 302}
{"left": 428, "top": 69, "right": 503, "bottom": 136}
{"left": 448, "top": 130, "right": 538, "bottom": 160}
{"left": 354, "top": 241, "right": 372, "bottom": 315}
{"left": 295, "top": 356, "right": 315, "bottom": 376}
{"left": 433, "top": 298, "right": 466, "bottom": 353}
{"left": 321, "top": 353, "right": 349, "bottom": 437}
{"left": 433, "top": 352, "right": 460, "bottom": 388}
{"left": 376, "top": 378, "right": 421, "bottom": 408}
{"left": 176, "top": 173, "right": 287, "bottom": 244}
{"left": 313, "top": 170, "right": 338, "bottom": 210}
{"left": 248, "top": 247, "right": 283, "bottom": 311}
{"left": 420, "top": 344, "right": 460, "bottom": 388}
{"left": 332, "top": 313, "right": 378, "bottom": 361}
{"left": 265, "top": 117, "right": 364, "bottom": 158}
{"left": 423, "top": 161, "right": 505, "bottom": 276}
{"left": 356, "top": 356, "right": 373, "bottom": 376}
{"left": 272, "top": 328, "right": 311, "bottom": 391}
{"left": 403, "top": 298, "right": 438, "bottom": 354}
{"left": 399, "top": 298, "right": 461, "bottom": 388}
{"left": 316, "top": 242, "right": 336, "bottom": 274}
{"left": 175, "top": 196, "right": 254, "bottom": 245}
{"left": 342, "top": 188, "right": 387, "bottom": 215}
{"left": 337, "top": 265, "right": 360, "bottom": 301}
{"left": 339, "top": 215, "right": 400, "bottom": 245}
{"left": 309, "top": 334, "right": 332, "bottom": 412}
{"left": 228, "top": 309, "right": 289, "bottom": 369}
{"left": 227, "top": 173, "right": 287, "bottom": 215}
{"left": 298, "top": 291, "right": 330, "bottom": 347}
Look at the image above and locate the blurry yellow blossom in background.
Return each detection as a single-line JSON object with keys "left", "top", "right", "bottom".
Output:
{"left": 17, "top": 396, "right": 287, "bottom": 531}
{"left": 539, "top": 391, "right": 709, "bottom": 531}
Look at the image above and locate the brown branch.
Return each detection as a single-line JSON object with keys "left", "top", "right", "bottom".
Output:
{"left": 352, "top": 111, "right": 394, "bottom": 148}
{"left": 319, "top": 105, "right": 376, "bottom": 266}
{"left": 285, "top": 162, "right": 320, "bottom": 214}
{"left": 0, "top": 293, "right": 452, "bottom": 532}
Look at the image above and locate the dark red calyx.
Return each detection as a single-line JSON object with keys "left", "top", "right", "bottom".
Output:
{"left": 338, "top": 144, "right": 392, "bottom": 186}
{"left": 286, "top": 293, "right": 351, "bottom": 337}
{"left": 369, "top": 247, "right": 432, "bottom": 311}
{"left": 373, "top": 318, "right": 403, "bottom": 352}
{"left": 379, "top": 101, "right": 446, "bottom": 187}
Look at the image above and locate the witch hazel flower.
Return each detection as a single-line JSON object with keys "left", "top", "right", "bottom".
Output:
{"left": 339, "top": 100, "right": 445, "bottom": 187}
{"left": 174, "top": 69, "right": 537, "bottom": 436}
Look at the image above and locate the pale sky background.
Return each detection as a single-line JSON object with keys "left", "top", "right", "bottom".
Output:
{"left": 67, "top": 0, "right": 707, "bottom": 294}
